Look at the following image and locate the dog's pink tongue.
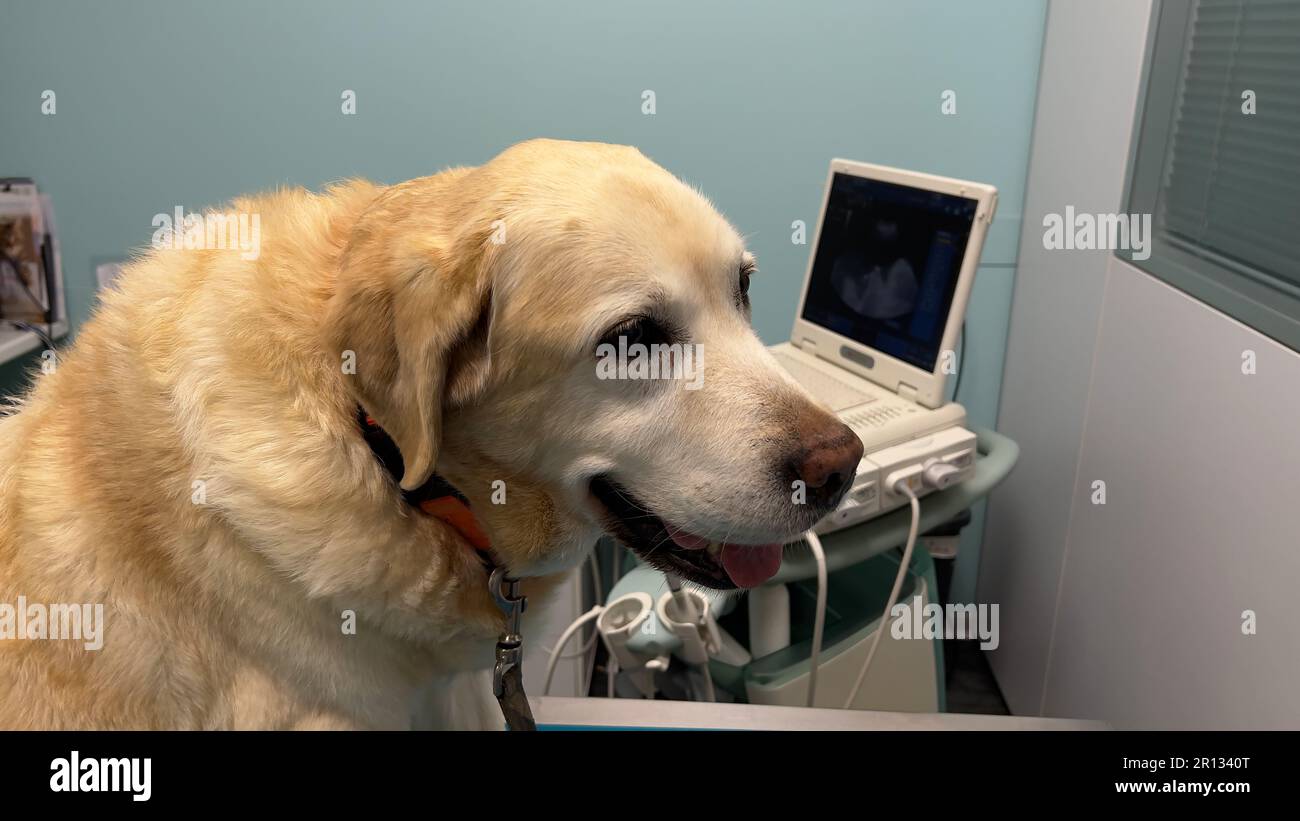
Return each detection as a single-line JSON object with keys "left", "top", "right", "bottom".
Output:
{"left": 721, "top": 543, "right": 783, "bottom": 588}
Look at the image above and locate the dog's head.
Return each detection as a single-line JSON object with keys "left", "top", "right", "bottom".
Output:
{"left": 326, "top": 139, "right": 862, "bottom": 589}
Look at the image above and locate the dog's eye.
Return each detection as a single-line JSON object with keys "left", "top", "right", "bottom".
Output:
{"left": 738, "top": 255, "right": 756, "bottom": 307}
{"left": 597, "top": 316, "right": 672, "bottom": 351}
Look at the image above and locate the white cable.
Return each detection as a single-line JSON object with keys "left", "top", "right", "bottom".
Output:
{"left": 804, "top": 529, "right": 828, "bottom": 708}
{"left": 546, "top": 625, "right": 598, "bottom": 659}
{"left": 843, "top": 482, "right": 921, "bottom": 709}
{"left": 544, "top": 605, "right": 603, "bottom": 695}
{"left": 544, "top": 561, "right": 602, "bottom": 662}
{"left": 583, "top": 553, "right": 604, "bottom": 696}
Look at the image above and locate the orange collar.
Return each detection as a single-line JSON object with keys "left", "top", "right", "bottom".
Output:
{"left": 357, "top": 409, "right": 492, "bottom": 553}
{"left": 415, "top": 495, "right": 491, "bottom": 551}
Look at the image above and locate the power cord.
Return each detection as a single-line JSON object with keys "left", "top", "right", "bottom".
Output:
{"left": 843, "top": 479, "right": 921, "bottom": 709}
{"left": 539, "top": 554, "right": 605, "bottom": 691}
{"left": 584, "top": 553, "right": 603, "bottom": 695}
{"left": 548, "top": 624, "right": 599, "bottom": 660}
{"left": 803, "top": 529, "right": 828, "bottom": 707}
{"left": 541, "top": 554, "right": 605, "bottom": 664}
{"left": 800, "top": 460, "right": 963, "bottom": 710}
{"left": 543, "top": 605, "right": 603, "bottom": 695}
{"left": 840, "top": 462, "right": 960, "bottom": 708}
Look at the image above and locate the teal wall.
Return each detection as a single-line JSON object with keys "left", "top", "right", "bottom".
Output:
{"left": 0, "top": 0, "right": 1046, "bottom": 603}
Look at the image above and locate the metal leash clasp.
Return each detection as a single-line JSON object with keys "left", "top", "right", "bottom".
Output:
{"left": 489, "top": 567, "right": 526, "bottom": 698}
{"left": 488, "top": 567, "right": 537, "bottom": 730}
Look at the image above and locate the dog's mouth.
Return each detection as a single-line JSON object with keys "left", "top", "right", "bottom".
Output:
{"left": 589, "top": 475, "right": 788, "bottom": 590}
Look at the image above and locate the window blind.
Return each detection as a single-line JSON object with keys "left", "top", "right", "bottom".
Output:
{"left": 1160, "top": 0, "right": 1300, "bottom": 294}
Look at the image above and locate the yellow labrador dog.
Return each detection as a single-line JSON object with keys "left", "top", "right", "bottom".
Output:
{"left": 0, "top": 139, "right": 862, "bottom": 729}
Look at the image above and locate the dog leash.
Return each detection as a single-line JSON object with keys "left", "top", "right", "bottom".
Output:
{"left": 357, "top": 407, "right": 537, "bottom": 731}
{"left": 489, "top": 568, "right": 537, "bottom": 731}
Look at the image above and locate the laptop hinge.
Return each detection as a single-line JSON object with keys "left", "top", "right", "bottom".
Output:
{"left": 897, "top": 381, "right": 919, "bottom": 402}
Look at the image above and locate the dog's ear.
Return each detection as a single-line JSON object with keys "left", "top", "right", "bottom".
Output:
{"left": 325, "top": 193, "right": 495, "bottom": 491}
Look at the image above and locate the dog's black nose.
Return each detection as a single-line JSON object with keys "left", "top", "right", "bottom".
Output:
{"left": 791, "top": 423, "right": 864, "bottom": 505}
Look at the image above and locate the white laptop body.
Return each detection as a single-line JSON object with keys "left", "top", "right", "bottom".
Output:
{"left": 771, "top": 159, "right": 998, "bottom": 453}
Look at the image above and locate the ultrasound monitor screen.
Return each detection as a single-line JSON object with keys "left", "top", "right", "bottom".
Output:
{"left": 800, "top": 172, "right": 979, "bottom": 372}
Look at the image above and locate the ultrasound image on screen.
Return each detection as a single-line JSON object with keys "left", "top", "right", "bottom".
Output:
{"left": 801, "top": 173, "right": 979, "bottom": 372}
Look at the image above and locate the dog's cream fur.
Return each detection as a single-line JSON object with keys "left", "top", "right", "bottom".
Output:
{"left": 0, "top": 139, "right": 845, "bottom": 728}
